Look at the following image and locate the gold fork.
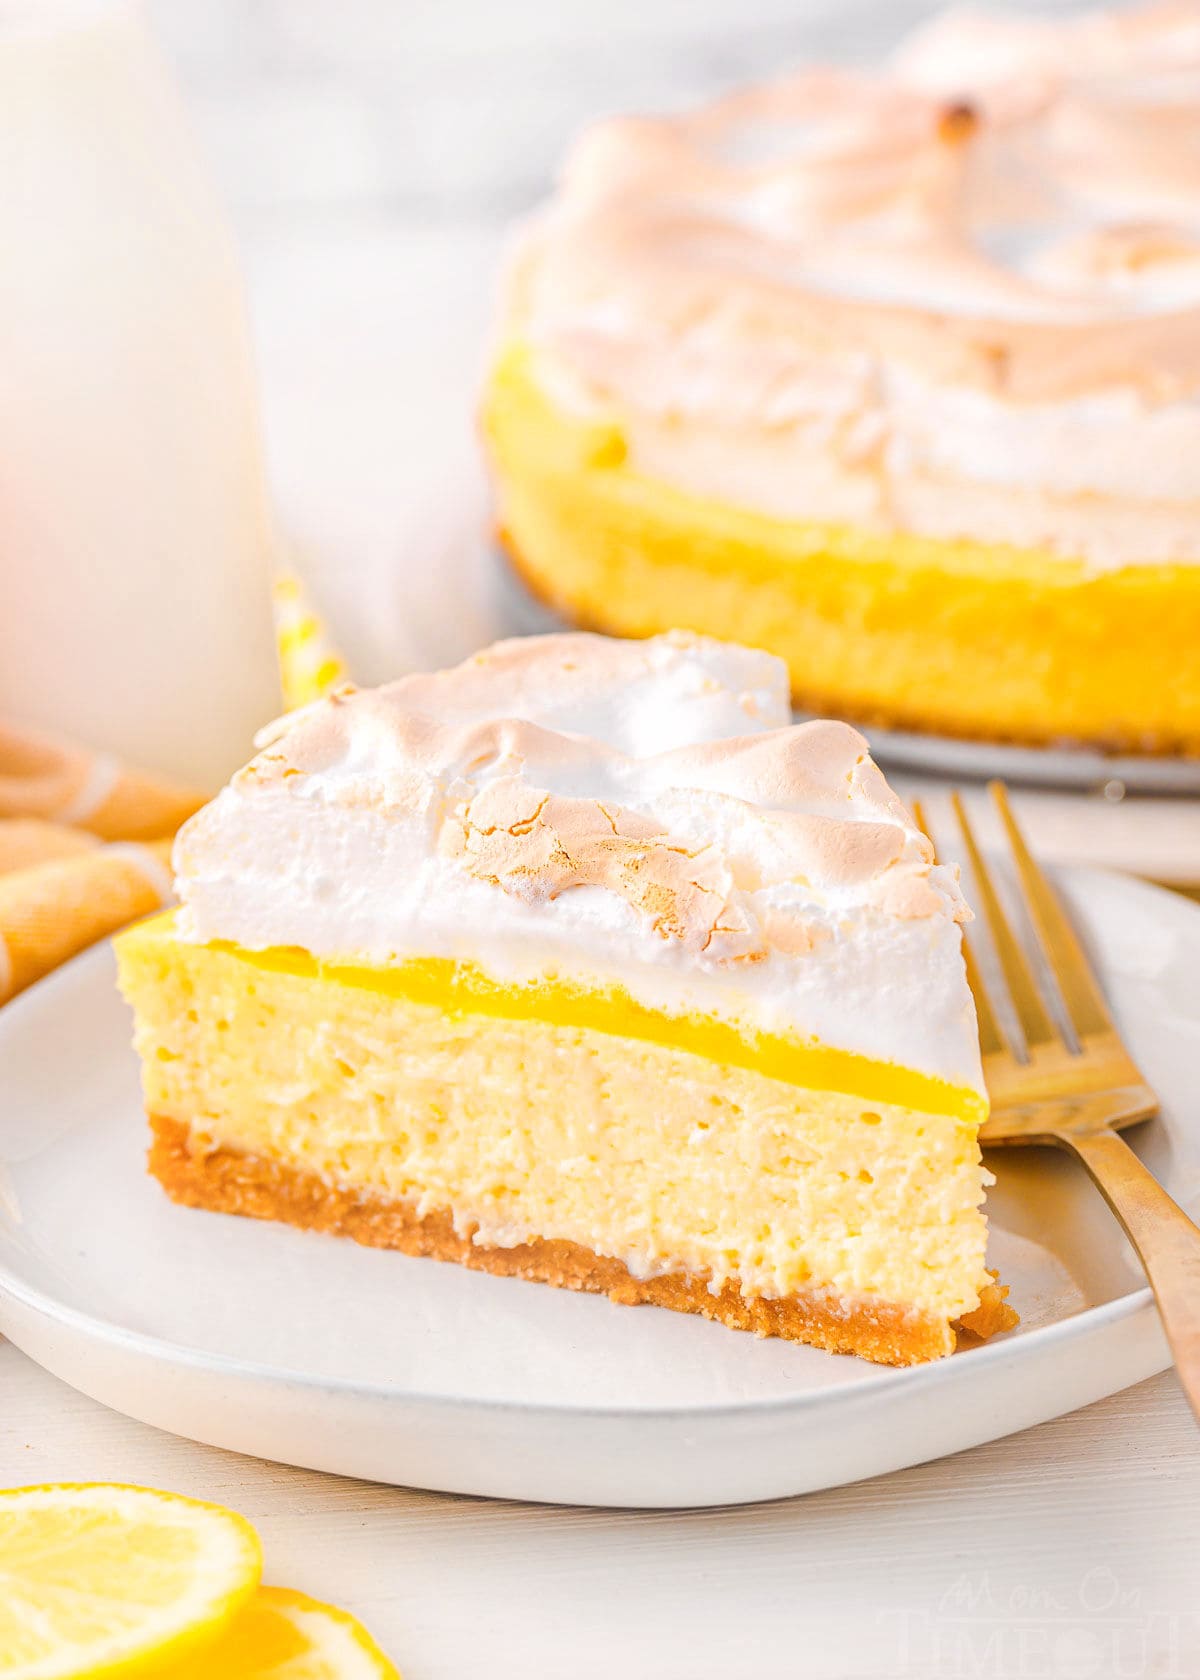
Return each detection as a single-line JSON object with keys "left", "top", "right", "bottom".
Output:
{"left": 916, "top": 781, "right": 1200, "bottom": 1421}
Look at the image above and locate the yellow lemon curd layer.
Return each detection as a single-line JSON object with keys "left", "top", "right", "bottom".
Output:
{"left": 127, "top": 912, "right": 985, "bottom": 1126}
{"left": 481, "top": 345, "right": 1200, "bottom": 753}
{"left": 116, "top": 915, "right": 991, "bottom": 1324}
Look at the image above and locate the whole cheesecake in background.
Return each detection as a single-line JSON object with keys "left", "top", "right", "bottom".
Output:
{"left": 116, "top": 631, "right": 1013, "bottom": 1367}
{"left": 481, "top": 3, "right": 1200, "bottom": 754}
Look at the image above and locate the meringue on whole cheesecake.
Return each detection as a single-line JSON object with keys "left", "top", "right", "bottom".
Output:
{"left": 481, "top": 2, "right": 1200, "bottom": 754}
{"left": 116, "top": 632, "right": 1013, "bottom": 1365}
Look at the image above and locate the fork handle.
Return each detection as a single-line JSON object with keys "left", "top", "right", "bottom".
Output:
{"left": 1062, "top": 1126, "right": 1200, "bottom": 1423}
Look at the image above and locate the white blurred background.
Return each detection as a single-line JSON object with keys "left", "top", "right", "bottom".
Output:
{"left": 146, "top": 0, "right": 1087, "bottom": 233}
{"left": 137, "top": 1, "right": 1091, "bottom": 687}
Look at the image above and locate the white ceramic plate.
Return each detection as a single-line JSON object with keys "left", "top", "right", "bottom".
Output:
{"left": 817, "top": 718, "right": 1200, "bottom": 797}
{"left": 0, "top": 866, "right": 1195, "bottom": 1508}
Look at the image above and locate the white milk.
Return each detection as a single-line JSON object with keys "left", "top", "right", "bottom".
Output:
{"left": 0, "top": 0, "right": 280, "bottom": 788}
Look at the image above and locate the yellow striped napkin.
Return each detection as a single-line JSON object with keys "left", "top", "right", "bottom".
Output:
{"left": 0, "top": 839, "right": 174, "bottom": 1005}
{"left": 274, "top": 572, "right": 349, "bottom": 710}
{"left": 0, "top": 569, "right": 352, "bottom": 1007}
{"left": 0, "top": 727, "right": 203, "bottom": 1004}
{"left": 0, "top": 819, "right": 99, "bottom": 876}
{"left": 0, "top": 721, "right": 206, "bottom": 841}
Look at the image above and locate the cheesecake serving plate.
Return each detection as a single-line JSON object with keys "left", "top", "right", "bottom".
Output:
{"left": 0, "top": 864, "right": 1195, "bottom": 1507}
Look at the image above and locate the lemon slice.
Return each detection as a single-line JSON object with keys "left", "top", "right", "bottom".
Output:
{"left": 166, "top": 1586, "right": 401, "bottom": 1678}
{"left": 0, "top": 1482, "right": 262, "bottom": 1680}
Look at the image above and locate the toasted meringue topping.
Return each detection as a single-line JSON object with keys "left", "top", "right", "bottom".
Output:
{"left": 499, "top": 2, "right": 1200, "bottom": 569}
{"left": 173, "top": 632, "right": 983, "bottom": 1090}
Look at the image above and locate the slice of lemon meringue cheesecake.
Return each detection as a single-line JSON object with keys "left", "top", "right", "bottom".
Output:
{"left": 115, "top": 631, "right": 1011, "bottom": 1365}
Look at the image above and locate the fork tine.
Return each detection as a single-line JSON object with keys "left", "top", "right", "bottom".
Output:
{"left": 960, "top": 933, "right": 1007, "bottom": 1059}
{"left": 951, "top": 789, "right": 1058, "bottom": 1051}
{"left": 989, "top": 781, "right": 1114, "bottom": 1041}
{"left": 912, "top": 798, "right": 1004, "bottom": 1057}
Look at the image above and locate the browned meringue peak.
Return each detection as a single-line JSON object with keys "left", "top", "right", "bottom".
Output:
{"left": 249, "top": 630, "right": 789, "bottom": 773}
{"left": 898, "top": 3, "right": 1200, "bottom": 222}
{"left": 511, "top": 2, "right": 1200, "bottom": 404}
{"left": 438, "top": 779, "right": 768, "bottom": 963}
{"left": 436, "top": 725, "right": 952, "bottom": 963}
{"left": 197, "top": 633, "right": 962, "bottom": 969}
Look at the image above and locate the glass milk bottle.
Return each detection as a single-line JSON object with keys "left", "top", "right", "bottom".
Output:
{"left": 0, "top": 0, "right": 280, "bottom": 789}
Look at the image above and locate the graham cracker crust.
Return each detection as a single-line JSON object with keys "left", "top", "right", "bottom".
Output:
{"left": 150, "top": 1115, "right": 1014, "bottom": 1367}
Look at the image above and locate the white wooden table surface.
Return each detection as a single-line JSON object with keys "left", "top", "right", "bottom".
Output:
{"left": 2, "top": 1346, "right": 1197, "bottom": 1678}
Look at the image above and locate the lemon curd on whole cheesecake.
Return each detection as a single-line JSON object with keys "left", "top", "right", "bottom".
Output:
{"left": 116, "top": 631, "right": 1012, "bottom": 1365}
{"left": 481, "top": 3, "right": 1200, "bottom": 753}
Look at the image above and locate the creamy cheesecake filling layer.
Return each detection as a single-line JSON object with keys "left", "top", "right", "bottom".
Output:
{"left": 210, "top": 934, "right": 985, "bottom": 1127}
{"left": 119, "top": 921, "right": 991, "bottom": 1324}
{"left": 137, "top": 913, "right": 985, "bottom": 1123}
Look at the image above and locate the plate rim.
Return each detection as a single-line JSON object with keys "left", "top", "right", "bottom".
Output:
{"left": 0, "top": 861, "right": 1190, "bottom": 1424}
{"left": 0, "top": 1221, "right": 1153, "bottom": 1420}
